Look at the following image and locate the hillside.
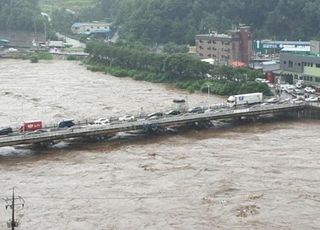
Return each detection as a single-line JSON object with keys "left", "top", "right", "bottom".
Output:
{"left": 2, "top": 0, "right": 320, "bottom": 46}
{"left": 90, "top": 0, "right": 320, "bottom": 44}
{"left": 40, "top": 0, "right": 98, "bottom": 12}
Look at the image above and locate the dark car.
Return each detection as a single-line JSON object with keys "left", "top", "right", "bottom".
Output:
{"left": 0, "top": 127, "right": 13, "bottom": 136}
{"left": 58, "top": 119, "right": 75, "bottom": 128}
{"left": 165, "top": 110, "right": 181, "bottom": 115}
{"left": 188, "top": 107, "right": 203, "bottom": 113}
{"left": 146, "top": 112, "right": 164, "bottom": 120}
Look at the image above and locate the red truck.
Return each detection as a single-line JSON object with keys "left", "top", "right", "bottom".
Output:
{"left": 19, "top": 120, "right": 42, "bottom": 132}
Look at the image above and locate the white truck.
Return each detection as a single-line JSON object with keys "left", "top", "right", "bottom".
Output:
{"left": 227, "top": 92, "right": 263, "bottom": 107}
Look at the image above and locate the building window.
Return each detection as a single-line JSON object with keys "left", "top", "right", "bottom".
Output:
{"left": 316, "top": 77, "right": 320, "bottom": 82}
{"left": 288, "top": 61, "right": 293, "bottom": 68}
{"left": 310, "top": 76, "right": 313, "bottom": 81}
{"left": 294, "top": 75, "right": 298, "bottom": 79}
{"left": 284, "top": 61, "right": 287, "bottom": 65}
{"left": 316, "top": 64, "right": 320, "bottom": 68}
{"left": 298, "top": 63, "right": 301, "bottom": 66}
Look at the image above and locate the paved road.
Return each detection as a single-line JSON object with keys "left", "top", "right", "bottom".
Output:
{"left": 55, "top": 33, "right": 85, "bottom": 49}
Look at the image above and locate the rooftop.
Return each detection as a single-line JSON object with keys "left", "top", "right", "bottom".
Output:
{"left": 259, "top": 40, "right": 310, "bottom": 46}
{"left": 281, "top": 47, "right": 310, "bottom": 52}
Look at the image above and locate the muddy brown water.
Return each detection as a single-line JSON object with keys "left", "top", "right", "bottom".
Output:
{"left": 0, "top": 59, "right": 319, "bottom": 229}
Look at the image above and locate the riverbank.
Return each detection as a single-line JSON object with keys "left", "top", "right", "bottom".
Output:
{"left": 85, "top": 42, "right": 272, "bottom": 97}
{"left": 86, "top": 64, "right": 272, "bottom": 97}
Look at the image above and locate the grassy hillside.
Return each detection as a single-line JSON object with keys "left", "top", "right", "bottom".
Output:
{"left": 40, "top": 0, "right": 98, "bottom": 12}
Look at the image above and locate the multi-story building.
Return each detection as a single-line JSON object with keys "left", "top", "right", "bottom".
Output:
{"left": 195, "top": 25, "right": 251, "bottom": 65}
{"left": 280, "top": 41, "right": 320, "bottom": 86}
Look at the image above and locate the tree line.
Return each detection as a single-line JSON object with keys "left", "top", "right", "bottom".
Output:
{"left": 85, "top": 42, "right": 271, "bottom": 96}
{"left": 3, "top": 0, "right": 320, "bottom": 45}
{"left": 0, "top": 0, "right": 43, "bottom": 31}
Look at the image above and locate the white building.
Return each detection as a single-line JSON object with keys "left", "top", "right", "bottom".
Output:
{"left": 71, "top": 22, "right": 112, "bottom": 35}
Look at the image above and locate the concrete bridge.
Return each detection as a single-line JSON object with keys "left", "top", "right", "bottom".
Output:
{"left": 0, "top": 103, "right": 307, "bottom": 148}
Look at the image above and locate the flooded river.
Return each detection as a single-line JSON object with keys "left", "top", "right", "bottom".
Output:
{"left": 0, "top": 59, "right": 319, "bottom": 229}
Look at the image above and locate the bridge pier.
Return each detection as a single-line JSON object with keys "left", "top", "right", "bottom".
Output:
{"left": 186, "top": 120, "right": 213, "bottom": 129}
{"left": 301, "top": 105, "right": 320, "bottom": 119}
{"left": 143, "top": 123, "right": 165, "bottom": 134}
{"left": 85, "top": 134, "right": 113, "bottom": 142}
{"left": 32, "top": 141, "right": 53, "bottom": 149}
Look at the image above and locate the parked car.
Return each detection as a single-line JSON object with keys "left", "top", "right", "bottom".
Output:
{"left": 188, "top": 107, "right": 203, "bottom": 113}
{"left": 146, "top": 112, "right": 164, "bottom": 120}
{"left": 58, "top": 119, "right": 75, "bottom": 128}
{"left": 8, "top": 48, "right": 18, "bottom": 52}
{"left": 305, "top": 96, "right": 319, "bottom": 102}
{"left": 285, "top": 85, "right": 295, "bottom": 94}
{"left": 119, "top": 115, "right": 135, "bottom": 122}
{"left": 292, "top": 99, "right": 304, "bottom": 104}
{"left": 266, "top": 97, "right": 279, "bottom": 103}
{"left": 204, "top": 108, "right": 214, "bottom": 113}
{"left": 304, "top": 87, "right": 316, "bottom": 94}
{"left": 295, "top": 80, "right": 304, "bottom": 89}
{"left": 93, "top": 118, "right": 110, "bottom": 125}
{"left": 0, "top": 127, "right": 13, "bottom": 136}
{"left": 165, "top": 110, "right": 181, "bottom": 116}
{"left": 293, "top": 88, "right": 304, "bottom": 95}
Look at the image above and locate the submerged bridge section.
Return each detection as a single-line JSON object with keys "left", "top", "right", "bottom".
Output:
{"left": 0, "top": 103, "right": 306, "bottom": 147}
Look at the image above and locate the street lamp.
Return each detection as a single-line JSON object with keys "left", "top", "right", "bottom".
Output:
{"left": 40, "top": 12, "right": 51, "bottom": 45}
{"left": 205, "top": 83, "right": 213, "bottom": 107}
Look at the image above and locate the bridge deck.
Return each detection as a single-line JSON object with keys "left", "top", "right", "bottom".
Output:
{"left": 0, "top": 103, "right": 305, "bottom": 147}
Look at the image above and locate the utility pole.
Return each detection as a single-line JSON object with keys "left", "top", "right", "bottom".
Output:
{"left": 3, "top": 188, "right": 25, "bottom": 230}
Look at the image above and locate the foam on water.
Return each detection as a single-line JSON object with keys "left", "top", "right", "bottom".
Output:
{"left": 0, "top": 146, "right": 33, "bottom": 157}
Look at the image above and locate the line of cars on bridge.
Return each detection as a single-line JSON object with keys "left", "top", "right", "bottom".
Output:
{"left": 0, "top": 90, "right": 307, "bottom": 138}
{"left": 0, "top": 105, "right": 224, "bottom": 138}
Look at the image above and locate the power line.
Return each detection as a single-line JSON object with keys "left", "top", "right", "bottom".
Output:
{"left": 2, "top": 188, "right": 25, "bottom": 230}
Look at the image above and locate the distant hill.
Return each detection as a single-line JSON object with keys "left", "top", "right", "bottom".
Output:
{"left": 3, "top": 0, "right": 320, "bottom": 46}
{"left": 98, "top": 0, "right": 320, "bottom": 44}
